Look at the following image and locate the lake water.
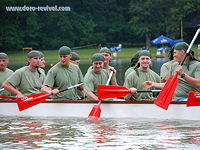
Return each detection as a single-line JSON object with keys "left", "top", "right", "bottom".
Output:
{"left": 8, "top": 58, "right": 169, "bottom": 86}
{"left": 0, "top": 116, "right": 200, "bottom": 149}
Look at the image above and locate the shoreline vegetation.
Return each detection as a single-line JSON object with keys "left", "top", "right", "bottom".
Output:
{"left": 6, "top": 45, "right": 199, "bottom": 63}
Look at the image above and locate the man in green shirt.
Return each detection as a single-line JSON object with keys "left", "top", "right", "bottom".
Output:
{"left": 160, "top": 47, "right": 178, "bottom": 82}
{"left": 124, "top": 50, "right": 140, "bottom": 80}
{"left": 84, "top": 53, "right": 117, "bottom": 101}
{"left": 70, "top": 52, "right": 80, "bottom": 66}
{"left": 124, "top": 50, "right": 161, "bottom": 101}
{"left": 143, "top": 42, "right": 200, "bottom": 100}
{"left": 0, "top": 52, "right": 13, "bottom": 96}
{"left": 41, "top": 46, "right": 83, "bottom": 100}
{"left": 2, "top": 50, "right": 45, "bottom": 97}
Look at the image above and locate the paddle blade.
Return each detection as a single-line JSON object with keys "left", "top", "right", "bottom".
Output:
{"left": 154, "top": 73, "right": 178, "bottom": 110}
{"left": 17, "top": 93, "right": 51, "bottom": 111}
{"left": 87, "top": 101, "right": 101, "bottom": 120}
{"left": 187, "top": 92, "right": 200, "bottom": 107}
{"left": 97, "top": 85, "right": 131, "bottom": 99}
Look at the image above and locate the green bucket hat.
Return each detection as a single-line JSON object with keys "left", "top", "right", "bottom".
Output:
{"left": 174, "top": 42, "right": 189, "bottom": 51}
{"left": 138, "top": 50, "right": 151, "bottom": 58}
{"left": 59, "top": 46, "right": 71, "bottom": 55}
{"left": 0, "top": 52, "right": 8, "bottom": 59}
{"left": 91, "top": 53, "right": 105, "bottom": 62}
{"left": 70, "top": 52, "right": 80, "bottom": 61}
{"left": 99, "top": 47, "right": 111, "bottom": 55}
{"left": 27, "top": 50, "right": 41, "bottom": 59}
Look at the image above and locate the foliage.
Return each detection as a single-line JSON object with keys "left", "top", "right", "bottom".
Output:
{"left": 0, "top": 0, "right": 199, "bottom": 51}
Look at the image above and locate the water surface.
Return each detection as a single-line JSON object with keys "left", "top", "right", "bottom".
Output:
{"left": 0, "top": 116, "right": 200, "bottom": 149}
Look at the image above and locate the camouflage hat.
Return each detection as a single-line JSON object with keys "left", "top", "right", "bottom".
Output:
{"left": 99, "top": 47, "right": 111, "bottom": 55}
{"left": 27, "top": 50, "right": 41, "bottom": 59}
{"left": 70, "top": 52, "right": 80, "bottom": 61}
{"left": 58, "top": 46, "right": 71, "bottom": 55}
{"left": 174, "top": 42, "right": 189, "bottom": 51}
{"left": 91, "top": 53, "right": 105, "bottom": 62}
{"left": 0, "top": 52, "right": 8, "bottom": 59}
{"left": 138, "top": 50, "right": 151, "bottom": 58}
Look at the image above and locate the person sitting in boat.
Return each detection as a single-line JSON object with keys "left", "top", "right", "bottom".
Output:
{"left": 124, "top": 50, "right": 161, "bottom": 101}
{"left": 84, "top": 53, "right": 117, "bottom": 101}
{"left": 124, "top": 50, "right": 140, "bottom": 80}
{"left": 2, "top": 51, "right": 45, "bottom": 97}
{"left": 70, "top": 52, "right": 80, "bottom": 66}
{"left": 69, "top": 52, "right": 84, "bottom": 99}
{"left": 41, "top": 46, "right": 83, "bottom": 100}
{"left": 0, "top": 52, "right": 13, "bottom": 96}
{"left": 143, "top": 42, "right": 200, "bottom": 100}
{"left": 160, "top": 46, "right": 178, "bottom": 83}
{"left": 88, "top": 47, "right": 118, "bottom": 85}
{"left": 39, "top": 51, "right": 46, "bottom": 69}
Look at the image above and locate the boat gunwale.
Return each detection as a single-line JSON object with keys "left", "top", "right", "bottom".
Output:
{"left": 0, "top": 99, "right": 187, "bottom": 104}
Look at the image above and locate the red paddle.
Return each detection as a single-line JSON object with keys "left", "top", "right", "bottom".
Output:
{"left": 97, "top": 85, "right": 161, "bottom": 99}
{"left": 87, "top": 71, "right": 113, "bottom": 120}
{"left": 17, "top": 83, "right": 83, "bottom": 111}
{"left": 187, "top": 92, "right": 200, "bottom": 107}
{"left": 154, "top": 27, "right": 200, "bottom": 110}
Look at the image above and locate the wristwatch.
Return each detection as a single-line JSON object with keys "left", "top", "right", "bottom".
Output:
{"left": 180, "top": 73, "right": 186, "bottom": 78}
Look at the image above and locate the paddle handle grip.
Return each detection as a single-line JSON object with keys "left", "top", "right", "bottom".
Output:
{"left": 137, "top": 90, "right": 161, "bottom": 93}
{"left": 59, "top": 83, "right": 83, "bottom": 93}
{"left": 0, "top": 88, "right": 4, "bottom": 92}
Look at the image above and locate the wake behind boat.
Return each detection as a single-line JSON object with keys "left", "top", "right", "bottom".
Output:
{"left": 0, "top": 99, "right": 199, "bottom": 120}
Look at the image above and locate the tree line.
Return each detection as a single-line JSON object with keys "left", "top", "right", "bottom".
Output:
{"left": 0, "top": 0, "right": 199, "bottom": 51}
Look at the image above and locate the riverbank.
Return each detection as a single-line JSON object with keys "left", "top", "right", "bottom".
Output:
{"left": 5, "top": 45, "right": 199, "bottom": 63}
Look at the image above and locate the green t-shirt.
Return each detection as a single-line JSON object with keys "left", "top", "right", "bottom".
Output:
{"left": 168, "top": 60, "right": 200, "bottom": 99}
{"left": 84, "top": 69, "right": 109, "bottom": 96}
{"left": 160, "top": 61, "right": 174, "bottom": 80}
{"left": 124, "top": 68, "right": 161, "bottom": 101}
{"left": 0, "top": 68, "right": 13, "bottom": 96}
{"left": 124, "top": 67, "right": 135, "bottom": 80}
{"left": 44, "top": 62, "right": 83, "bottom": 100}
{"left": 7, "top": 66, "right": 45, "bottom": 96}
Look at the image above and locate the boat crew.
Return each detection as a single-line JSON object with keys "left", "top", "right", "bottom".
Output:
{"left": 2, "top": 50, "right": 45, "bottom": 97}
{"left": 0, "top": 52, "right": 13, "bottom": 96}
{"left": 39, "top": 51, "right": 46, "bottom": 69}
{"left": 84, "top": 53, "right": 117, "bottom": 101}
{"left": 143, "top": 42, "right": 200, "bottom": 100}
{"left": 124, "top": 50, "right": 161, "bottom": 101}
{"left": 70, "top": 52, "right": 80, "bottom": 66}
{"left": 160, "top": 47, "right": 178, "bottom": 82}
{"left": 41, "top": 46, "right": 83, "bottom": 100}
{"left": 87, "top": 47, "right": 118, "bottom": 85}
{"left": 124, "top": 50, "right": 140, "bottom": 80}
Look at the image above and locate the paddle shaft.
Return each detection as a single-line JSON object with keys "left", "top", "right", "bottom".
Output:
{"left": 59, "top": 83, "right": 83, "bottom": 93}
{"left": 180, "top": 27, "right": 200, "bottom": 66}
{"left": 106, "top": 71, "right": 113, "bottom": 85}
{"left": 137, "top": 90, "right": 161, "bottom": 92}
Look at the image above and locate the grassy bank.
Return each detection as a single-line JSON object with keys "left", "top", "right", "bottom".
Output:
{"left": 6, "top": 45, "right": 199, "bottom": 63}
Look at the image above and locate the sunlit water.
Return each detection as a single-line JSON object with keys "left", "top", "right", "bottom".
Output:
{"left": 0, "top": 116, "right": 200, "bottom": 150}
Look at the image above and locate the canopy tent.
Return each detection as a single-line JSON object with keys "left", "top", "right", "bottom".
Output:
{"left": 151, "top": 35, "right": 174, "bottom": 45}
